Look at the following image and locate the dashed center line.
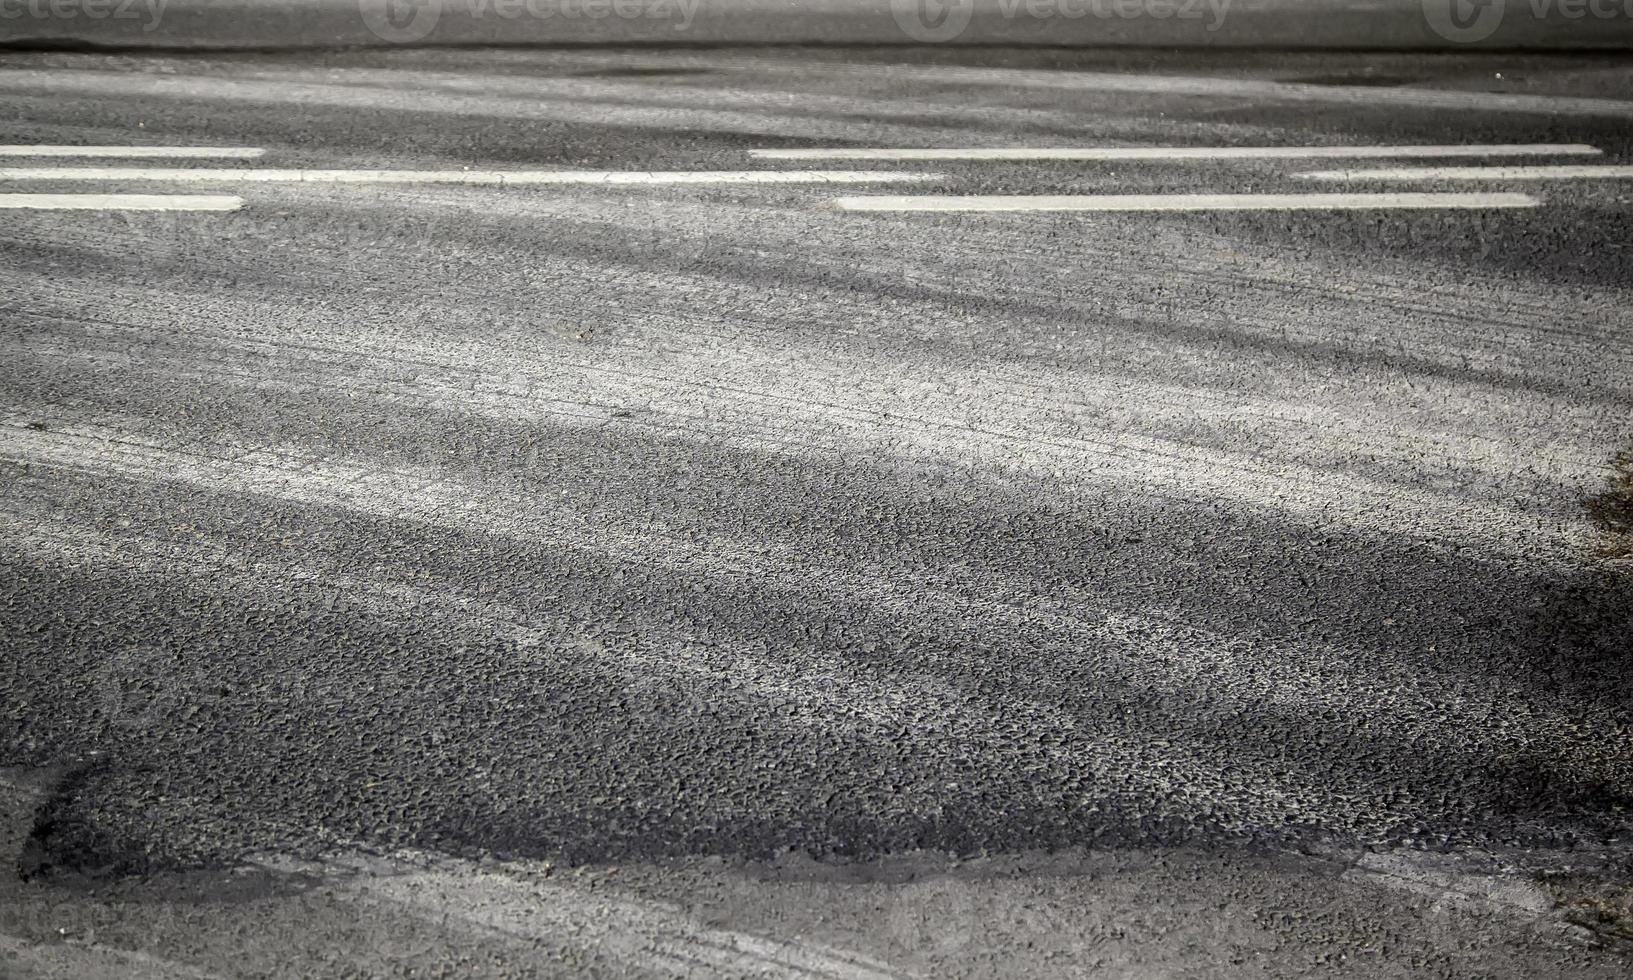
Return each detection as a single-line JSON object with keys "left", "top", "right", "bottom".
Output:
{"left": 1298, "top": 165, "right": 1633, "bottom": 181}
{"left": 832, "top": 192, "right": 1541, "bottom": 213}
{"left": 752, "top": 144, "right": 1602, "bottom": 162}
{"left": 0, "top": 168, "right": 942, "bottom": 185}
{"left": 0, "top": 145, "right": 265, "bottom": 159}
{"left": 0, "top": 194, "right": 244, "bottom": 211}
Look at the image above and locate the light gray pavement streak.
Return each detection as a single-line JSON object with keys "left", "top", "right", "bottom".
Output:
{"left": 1, "top": 46, "right": 1631, "bottom": 976}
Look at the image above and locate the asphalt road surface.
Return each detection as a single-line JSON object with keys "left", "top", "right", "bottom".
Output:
{"left": 1, "top": 41, "right": 1632, "bottom": 978}
{"left": 6, "top": 0, "right": 1633, "bottom": 50}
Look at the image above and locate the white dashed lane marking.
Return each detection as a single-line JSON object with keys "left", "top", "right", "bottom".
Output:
{"left": 752, "top": 144, "right": 1602, "bottom": 162}
{"left": 0, "top": 193, "right": 244, "bottom": 211}
{"left": 0, "top": 168, "right": 942, "bottom": 185}
{"left": 1299, "top": 165, "right": 1633, "bottom": 181}
{"left": 0, "top": 145, "right": 264, "bottom": 158}
{"left": 831, "top": 192, "right": 1541, "bottom": 213}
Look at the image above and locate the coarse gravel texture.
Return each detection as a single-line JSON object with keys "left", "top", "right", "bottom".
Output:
{"left": 0, "top": 43, "right": 1631, "bottom": 977}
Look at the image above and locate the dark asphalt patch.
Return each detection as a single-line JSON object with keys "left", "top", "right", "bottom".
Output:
{"left": 1553, "top": 876, "right": 1633, "bottom": 946}
{"left": 14, "top": 761, "right": 130, "bottom": 881}
{"left": 1587, "top": 452, "right": 1633, "bottom": 561}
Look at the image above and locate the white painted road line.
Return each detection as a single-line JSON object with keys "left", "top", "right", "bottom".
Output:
{"left": 832, "top": 193, "right": 1541, "bottom": 213}
{"left": 0, "top": 194, "right": 244, "bottom": 211}
{"left": 1299, "top": 164, "right": 1633, "bottom": 181}
{"left": 753, "top": 144, "right": 1603, "bottom": 162}
{"left": 0, "top": 145, "right": 265, "bottom": 159}
{"left": 0, "top": 168, "right": 942, "bottom": 185}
